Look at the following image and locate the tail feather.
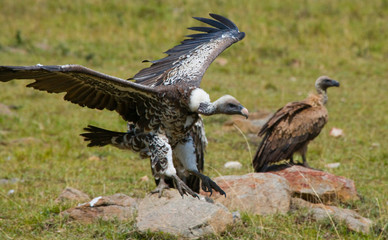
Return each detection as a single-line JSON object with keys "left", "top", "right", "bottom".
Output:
{"left": 80, "top": 125, "right": 125, "bottom": 147}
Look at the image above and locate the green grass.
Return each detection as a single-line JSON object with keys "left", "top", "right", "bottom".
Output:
{"left": 0, "top": 0, "right": 387, "bottom": 239}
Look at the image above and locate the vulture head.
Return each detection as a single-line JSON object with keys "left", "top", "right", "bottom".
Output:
{"left": 190, "top": 89, "right": 248, "bottom": 118}
{"left": 315, "top": 76, "right": 340, "bottom": 93}
{"left": 212, "top": 95, "right": 249, "bottom": 118}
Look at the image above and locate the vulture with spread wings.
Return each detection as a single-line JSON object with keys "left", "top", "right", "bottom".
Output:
{"left": 253, "top": 76, "right": 339, "bottom": 172}
{"left": 0, "top": 14, "right": 247, "bottom": 197}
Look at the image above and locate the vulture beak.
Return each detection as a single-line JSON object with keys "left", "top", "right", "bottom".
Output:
{"left": 330, "top": 80, "right": 340, "bottom": 87}
{"left": 240, "top": 106, "right": 249, "bottom": 119}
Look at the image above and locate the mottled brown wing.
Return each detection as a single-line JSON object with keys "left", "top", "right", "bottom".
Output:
{"left": 258, "top": 101, "right": 311, "bottom": 136}
{"left": 130, "top": 14, "right": 245, "bottom": 87}
{"left": 0, "top": 64, "right": 165, "bottom": 124}
{"left": 253, "top": 102, "right": 328, "bottom": 171}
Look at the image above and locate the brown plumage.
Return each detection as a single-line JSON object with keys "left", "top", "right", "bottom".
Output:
{"left": 253, "top": 76, "right": 340, "bottom": 172}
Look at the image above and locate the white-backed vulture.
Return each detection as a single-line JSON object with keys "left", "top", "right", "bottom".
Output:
{"left": 0, "top": 14, "right": 248, "bottom": 197}
{"left": 253, "top": 76, "right": 339, "bottom": 172}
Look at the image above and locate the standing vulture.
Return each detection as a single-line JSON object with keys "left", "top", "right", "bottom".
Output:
{"left": 0, "top": 14, "right": 248, "bottom": 198}
{"left": 253, "top": 76, "right": 339, "bottom": 172}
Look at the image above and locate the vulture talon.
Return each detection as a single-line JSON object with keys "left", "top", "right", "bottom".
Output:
{"left": 172, "top": 174, "right": 199, "bottom": 199}
{"left": 151, "top": 178, "right": 171, "bottom": 198}
{"left": 190, "top": 171, "right": 226, "bottom": 196}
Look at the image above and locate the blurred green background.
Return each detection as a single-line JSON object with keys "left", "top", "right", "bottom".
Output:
{"left": 0, "top": 0, "right": 387, "bottom": 239}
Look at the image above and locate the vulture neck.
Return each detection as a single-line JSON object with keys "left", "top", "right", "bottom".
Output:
{"left": 188, "top": 88, "right": 217, "bottom": 115}
{"left": 316, "top": 88, "right": 328, "bottom": 105}
{"left": 197, "top": 102, "right": 218, "bottom": 116}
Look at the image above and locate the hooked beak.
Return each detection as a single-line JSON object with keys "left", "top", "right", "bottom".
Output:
{"left": 330, "top": 79, "right": 340, "bottom": 87}
{"left": 240, "top": 107, "right": 249, "bottom": 119}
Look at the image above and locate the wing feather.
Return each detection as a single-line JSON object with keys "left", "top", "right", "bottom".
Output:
{"left": 0, "top": 64, "right": 164, "bottom": 123}
{"left": 131, "top": 13, "right": 245, "bottom": 87}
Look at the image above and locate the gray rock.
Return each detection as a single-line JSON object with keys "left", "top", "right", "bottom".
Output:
{"left": 202, "top": 173, "right": 291, "bottom": 215}
{"left": 291, "top": 198, "right": 373, "bottom": 234}
{"left": 56, "top": 187, "right": 90, "bottom": 203}
{"left": 136, "top": 189, "right": 233, "bottom": 238}
{"left": 61, "top": 193, "right": 137, "bottom": 223}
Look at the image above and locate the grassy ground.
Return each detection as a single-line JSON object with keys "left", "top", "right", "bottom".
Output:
{"left": 0, "top": 0, "right": 387, "bottom": 239}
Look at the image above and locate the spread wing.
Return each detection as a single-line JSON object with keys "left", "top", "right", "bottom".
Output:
{"left": 130, "top": 13, "right": 245, "bottom": 87}
{"left": 253, "top": 101, "right": 328, "bottom": 171}
{"left": 0, "top": 64, "right": 164, "bottom": 123}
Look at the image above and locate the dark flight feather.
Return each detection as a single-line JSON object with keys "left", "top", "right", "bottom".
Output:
{"left": 130, "top": 13, "right": 245, "bottom": 87}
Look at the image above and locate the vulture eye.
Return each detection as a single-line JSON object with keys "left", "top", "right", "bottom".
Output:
{"left": 227, "top": 103, "right": 236, "bottom": 108}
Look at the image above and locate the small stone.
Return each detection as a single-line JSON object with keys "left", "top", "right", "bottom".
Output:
{"left": 140, "top": 175, "right": 149, "bottom": 182}
{"left": 325, "top": 162, "right": 341, "bottom": 169}
{"left": 232, "top": 211, "right": 241, "bottom": 222}
{"left": 56, "top": 187, "right": 90, "bottom": 203}
{"left": 224, "top": 161, "right": 242, "bottom": 169}
{"left": 329, "top": 127, "right": 344, "bottom": 137}
{"left": 8, "top": 189, "right": 15, "bottom": 195}
{"left": 87, "top": 155, "right": 101, "bottom": 161}
{"left": 370, "top": 142, "right": 380, "bottom": 149}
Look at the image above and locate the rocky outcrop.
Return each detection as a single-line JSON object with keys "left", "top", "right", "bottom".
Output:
{"left": 56, "top": 187, "right": 90, "bottom": 203}
{"left": 271, "top": 166, "right": 359, "bottom": 204}
{"left": 201, "top": 173, "right": 291, "bottom": 215}
{"left": 291, "top": 198, "right": 372, "bottom": 234}
{"left": 59, "top": 167, "right": 371, "bottom": 236}
{"left": 61, "top": 193, "right": 137, "bottom": 223}
{"left": 137, "top": 189, "right": 233, "bottom": 238}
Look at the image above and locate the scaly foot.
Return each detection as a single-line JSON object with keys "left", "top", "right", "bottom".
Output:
{"left": 151, "top": 178, "right": 171, "bottom": 198}
{"left": 172, "top": 174, "right": 199, "bottom": 199}
{"left": 189, "top": 170, "right": 226, "bottom": 197}
{"left": 200, "top": 174, "right": 226, "bottom": 197}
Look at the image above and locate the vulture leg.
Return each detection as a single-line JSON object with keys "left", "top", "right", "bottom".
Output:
{"left": 257, "top": 163, "right": 269, "bottom": 172}
{"left": 148, "top": 134, "right": 198, "bottom": 198}
{"left": 301, "top": 154, "right": 311, "bottom": 168}
{"left": 174, "top": 137, "right": 225, "bottom": 196}
{"left": 289, "top": 156, "right": 295, "bottom": 165}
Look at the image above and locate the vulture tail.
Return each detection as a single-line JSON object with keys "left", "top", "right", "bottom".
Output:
{"left": 81, "top": 125, "right": 126, "bottom": 147}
